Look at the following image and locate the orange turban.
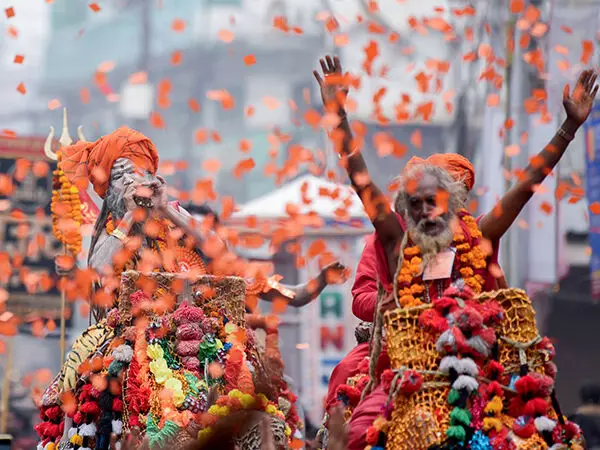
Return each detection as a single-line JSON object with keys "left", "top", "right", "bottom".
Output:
{"left": 60, "top": 126, "right": 159, "bottom": 198}
{"left": 404, "top": 153, "right": 475, "bottom": 191}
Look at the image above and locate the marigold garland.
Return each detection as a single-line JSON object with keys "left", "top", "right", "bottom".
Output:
{"left": 51, "top": 151, "right": 83, "bottom": 255}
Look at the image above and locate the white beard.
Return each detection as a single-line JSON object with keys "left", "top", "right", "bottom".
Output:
{"left": 406, "top": 216, "right": 455, "bottom": 268}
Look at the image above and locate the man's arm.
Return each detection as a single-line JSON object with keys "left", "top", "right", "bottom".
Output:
{"left": 314, "top": 56, "right": 403, "bottom": 249}
{"left": 351, "top": 235, "right": 378, "bottom": 321}
{"left": 479, "top": 70, "right": 598, "bottom": 242}
{"left": 261, "top": 262, "right": 348, "bottom": 307}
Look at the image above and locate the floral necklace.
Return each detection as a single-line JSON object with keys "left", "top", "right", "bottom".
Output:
{"left": 105, "top": 214, "right": 207, "bottom": 275}
{"left": 396, "top": 210, "right": 487, "bottom": 308}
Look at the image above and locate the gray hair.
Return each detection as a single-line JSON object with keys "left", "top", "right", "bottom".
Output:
{"left": 393, "top": 163, "right": 467, "bottom": 216}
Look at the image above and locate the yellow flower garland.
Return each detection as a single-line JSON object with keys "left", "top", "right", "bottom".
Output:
{"left": 396, "top": 210, "right": 487, "bottom": 307}
{"left": 51, "top": 151, "right": 83, "bottom": 255}
{"left": 147, "top": 343, "right": 185, "bottom": 407}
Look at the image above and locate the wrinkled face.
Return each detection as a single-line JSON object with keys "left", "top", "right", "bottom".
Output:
{"left": 105, "top": 158, "right": 155, "bottom": 219}
{"left": 406, "top": 173, "right": 452, "bottom": 237}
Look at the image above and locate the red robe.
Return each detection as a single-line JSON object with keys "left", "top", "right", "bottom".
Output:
{"left": 345, "top": 215, "right": 504, "bottom": 449}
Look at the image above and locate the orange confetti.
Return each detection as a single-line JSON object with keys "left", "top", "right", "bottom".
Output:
{"left": 202, "top": 159, "right": 222, "bottom": 173}
{"left": 510, "top": 0, "right": 524, "bottom": 13}
{"left": 172, "top": 18, "right": 186, "bottom": 32}
{"left": 7, "top": 26, "right": 18, "bottom": 38}
{"left": 263, "top": 97, "right": 280, "bottom": 110}
{"left": 129, "top": 71, "right": 148, "bottom": 84}
{"left": 505, "top": 145, "right": 520, "bottom": 157}
{"left": 171, "top": 50, "right": 182, "bottom": 65}
{"left": 89, "top": 3, "right": 101, "bottom": 12}
{"left": 233, "top": 158, "right": 256, "bottom": 178}
{"left": 16, "top": 82, "right": 26, "bottom": 95}
{"left": 80, "top": 88, "right": 90, "bottom": 104}
{"left": 410, "top": 130, "right": 422, "bottom": 149}
{"left": 334, "top": 34, "right": 349, "bottom": 46}
{"left": 48, "top": 99, "right": 61, "bottom": 110}
{"left": 149, "top": 111, "right": 165, "bottom": 128}
{"left": 590, "top": 202, "right": 600, "bottom": 215}
{"left": 487, "top": 93, "right": 500, "bottom": 107}
{"left": 13, "top": 54, "right": 24, "bottom": 64}
{"left": 560, "top": 25, "right": 572, "bottom": 34}
{"left": 5, "top": 7, "right": 14, "bottom": 18}
{"left": 244, "top": 54, "right": 256, "bottom": 66}
{"left": 239, "top": 139, "right": 252, "bottom": 153}
{"left": 217, "top": 29, "right": 234, "bottom": 43}
{"left": 188, "top": 98, "right": 200, "bottom": 112}
{"left": 581, "top": 40, "right": 594, "bottom": 65}
{"left": 539, "top": 201, "right": 553, "bottom": 215}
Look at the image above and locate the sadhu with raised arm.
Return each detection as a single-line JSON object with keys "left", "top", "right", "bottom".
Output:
{"left": 314, "top": 56, "right": 597, "bottom": 449}
{"left": 40, "top": 126, "right": 348, "bottom": 450}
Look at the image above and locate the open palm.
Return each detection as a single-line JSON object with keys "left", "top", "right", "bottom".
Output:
{"left": 313, "top": 55, "right": 349, "bottom": 108}
{"left": 563, "top": 69, "right": 598, "bottom": 126}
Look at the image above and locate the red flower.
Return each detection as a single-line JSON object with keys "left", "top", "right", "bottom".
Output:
{"left": 432, "top": 296, "right": 458, "bottom": 314}
{"left": 522, "top": 398, "right": 549, "bottom": 417}
{"left": 512, "top": 416, "right": 536, "bottom": 439}
{"left": 381, "top": 370, "right": 395, "bottom": 393}
{"left": 419, "top": 309, "right": 448, "bottom": 334}
{"left": 552, "top": 421, "right": 581, "bottom": 443}
{"left": 399, "top": 370, "right": 423, "bottom": 394}
{"left": 336, "top": 385, "right": 362, "bottom": 407}
{"left": 453, "top": 306, "right": 484, "bottom": 332}
{"left": 486, "top": 361, "right": 505, "bottom": 381}
{"left": 443, "top": 284, "right": 474, "bottom": 300}
{"left": 365, "top": 426, "right": 380, "bottom": 445}
{"left": 486, "top": 381, "right": 504, "bottom": 398}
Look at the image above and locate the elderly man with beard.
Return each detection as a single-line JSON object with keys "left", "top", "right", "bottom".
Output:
{"left": 55, "top": 127, "right": 348, "bottom": 317}
{"left": 313, "top": 56, "right": 598, "bottom": 449}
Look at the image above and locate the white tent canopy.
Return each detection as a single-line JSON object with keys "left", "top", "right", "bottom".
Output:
{"left": 231, "top": 174, "right": 369, "bottom": 221}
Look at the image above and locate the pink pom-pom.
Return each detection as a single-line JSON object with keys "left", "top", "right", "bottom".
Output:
{"left": 513, "top": 417, "right": 536, "bottom": 439}
{"left": 175, "top": 340, "right": 201, "bottom": 357}
{"left": 419, "top": 309, "right": 448, "bottom": 334}
{"left": 432, "top": 296, "right": 458, "bottom": 314}
{"left": 176, "top": 323, "right": 203, "bottom": 341}
{"left": 182, "top": 356, "right": 201, "bottom": 371}
{"left": 173, "top": 302, "right": 205, "bottom": 326}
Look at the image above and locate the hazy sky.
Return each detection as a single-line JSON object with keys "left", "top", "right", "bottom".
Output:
{"left": 0, "top": 0, "right": 50, "bottom": 126}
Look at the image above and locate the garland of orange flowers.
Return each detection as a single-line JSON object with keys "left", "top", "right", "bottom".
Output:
{"left": 396, "top": 210, "right": 487, "bottom": 308}
{"left": 51, "top": 151, "right": 83, "bottom": 255}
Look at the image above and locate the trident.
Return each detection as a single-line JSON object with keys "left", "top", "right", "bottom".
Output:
{"left": 44, "top": 108, "right": 88, "bottom": 365}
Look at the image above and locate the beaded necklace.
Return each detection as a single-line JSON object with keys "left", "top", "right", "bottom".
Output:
{"left": 396, "top": 210, "right": 487, "bottom": 308}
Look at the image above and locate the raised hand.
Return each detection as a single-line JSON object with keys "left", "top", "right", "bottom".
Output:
{"left": 563, "top": 69, "right": 599, "bottom": 127}
{"left": 320, "top": 261, "right": 350, "bottom": 285}
{"left": 313, "top": 55, "right": 349, "bottom": 109}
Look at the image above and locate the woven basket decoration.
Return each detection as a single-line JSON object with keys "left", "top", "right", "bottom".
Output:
{"left": 384, "top": 305, "right": 450, "bottom": 450}
{"left": 116, "top": 271, "right": 247, "bottom": 327}
{"left": 476, "top": 288, "right": 546, "bottom": 376}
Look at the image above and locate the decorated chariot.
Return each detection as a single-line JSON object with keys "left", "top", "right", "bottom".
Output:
{"left": 332, "top": 287, "right": 584, "bottom": 450}
{"left": 36, "top": 272, "right": 300, "bottom": 450}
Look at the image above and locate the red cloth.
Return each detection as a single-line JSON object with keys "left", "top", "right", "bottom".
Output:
{"left": 348, "top": 386, "right": 388, "bottom": 450}
{"left": 324, "top": 343, "right": 369, "bottom": 412}
{"left": 324, "top": 344, "right": 390, "bottom": 413}
{"left": 351, "top": 235, "right": 379, "bottom": 322}
{"left": 344, "top": 214, "right": 502, "bottom": 449}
